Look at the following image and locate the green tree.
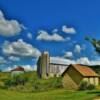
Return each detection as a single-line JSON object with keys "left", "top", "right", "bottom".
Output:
{"left": 85, "top": 36, "right": 100, "bottom": 53}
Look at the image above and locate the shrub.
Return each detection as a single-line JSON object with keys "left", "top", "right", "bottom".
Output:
{"left": 3, "top": 74, "right": 28, "bottom": 89}
{"left": 79, "top": 81, "right": 88, "bottom": 90}
{"left": 79, "top": 81, "right": 95, "bottom": 90}
{"left": 4, "top": 79, "right": 17, "bottom": 88}
{"left": 87, "top": 84, "right": 95, "bottom": 90}
{"left": 31, "top": 77, "right": 63, "bottom": 92}
{"left": 15, "top": 76, "right": 27, "bottom": 85}
{"left": 32, "top": 80, "right": 40, "bottom": 90}
{"left": 52, "top": 77, "right": 62, "bottom": 88}
{"left": 4, "top": 79, "right": 12, "bottom": 87}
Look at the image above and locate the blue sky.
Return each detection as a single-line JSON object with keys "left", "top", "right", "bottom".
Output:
{"left": 0, "top": 0, "right": 100, "bottom": 70}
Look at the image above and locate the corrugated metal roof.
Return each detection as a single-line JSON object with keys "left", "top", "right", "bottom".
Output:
{"left": 11, "top": 66, "right": 24, "bottom": 71}
{"left": 72, "top": 64, "right": 99, "bottom": 77}
{"left": 50, "top": 57, "right": 75, "bottom": 65}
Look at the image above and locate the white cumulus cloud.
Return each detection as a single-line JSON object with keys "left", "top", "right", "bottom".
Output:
{"left": 62, "top": 25, "right": 76, "bottom": 34}
{"left": 8, "top": 56, "right": 20, "bottom": 61}
{"left": 50, "top": 57, "right": 75, "bottom": 65}
{"left": 64, "top": 51, "right": 73, "bottom": 58}
{"left": 74, "top": 44, "right": 86, "bottom": 53}
{"left": 65, "top": 37, "right": 71, "bottom": 41}
{"left": 74, "top": 44, "right": 82, "bottom": 53}
{"left": 0, "top": 56, "right": 7, "bottom": 64}
{"left": 0, "top": 10, "right": 23, "bottom": 37}
{"left": 27, "top": 32, "right": 33, "bottom": 39}
{"left": 22, "top": 65, "right": 33, "bottom": 71}
{"left": 33, "top": 65, "right": 37, "bottom": 71}
{"left": 52, "top": 29, "right": 58, "bottom": 33}
{"left": 36, "top": 30, "right": 65, "bottom": 41}
{"left": 76, "top": 57, "right": 90, "bottom": 65}
{"left": 51, "top": 56, "right": 100, "bottom": 66}
{"left": 2, "top": 39, "right": 41, "bottom": 58}
{"left": 76, "top": 57, "right": 100, "bottom": 66}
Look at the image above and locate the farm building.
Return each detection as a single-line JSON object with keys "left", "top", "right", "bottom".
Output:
{"left": 62, "top": 64, "right": 99, "bottom": 90}
{"left": 37, "top": 51, "right": 74, "bottom": 79}
{"left": 11, "top": 66, "right": 25, "bottom": 76}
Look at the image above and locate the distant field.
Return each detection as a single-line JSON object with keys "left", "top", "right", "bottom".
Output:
{"left": 0, "top": 89, "right": 99, "bottom": 100}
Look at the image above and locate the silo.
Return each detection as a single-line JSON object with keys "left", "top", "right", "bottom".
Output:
{"left": 41, "top": 51, "right": 50, "bottom": 78}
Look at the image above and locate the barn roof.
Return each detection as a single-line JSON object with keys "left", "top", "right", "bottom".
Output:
{"left": 62, "top": 64, "right": 99, "bottom": 77}
{"left": 50, "top": 57, "right": 75, "bottom": 65}
{"left": 11, "top": 66, "right": 25, "bottom": 71}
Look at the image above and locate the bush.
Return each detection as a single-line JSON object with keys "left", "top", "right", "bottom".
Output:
{"left": 32, "top": 80, "right": 41, "bottom": 90}
{"left": 79, "top": 81, "right": 88, "bottom": 90}
{"left": 52, "top": 77, "right": 62, "bottom": 88}
{"left": 3, "top": 74, "right": 28, "bottom": 89}
{"left": 31, "top": 77, "right": 63, "bottom": 92}
{"left": 14, "top": 75, "right": 28, "bottom": 86}
{"left": 87, "top": 84, "right": 95, "bottom": 90}
{"left": 79, "top": 81, "right": 95, "bottom": 90}
{"left": 4, "top": 79, "right": 17, "bottom": 88}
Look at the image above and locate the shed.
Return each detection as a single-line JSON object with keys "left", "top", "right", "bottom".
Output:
{"left": 62, "top": 64, "right": 99, "bottom": 90}
{"left": 11, "top": 66, "right": 25, "bottom": 76}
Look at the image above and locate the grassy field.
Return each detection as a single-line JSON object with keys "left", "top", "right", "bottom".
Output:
{"left": 0, "top": 89, "right": 99, "bottom": 100}
{"left": 0, "top": 71, "right": 99, "bottom": 100}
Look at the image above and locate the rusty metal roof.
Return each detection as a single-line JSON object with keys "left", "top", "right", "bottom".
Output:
{"left": 62, "top": 64, "right": 99, "bottom": 77}
{"left": 11, "top": 66, "right": 24, "bottom": 71}
{"left": 72, "top": 64, "right": 99, "bottom": 77}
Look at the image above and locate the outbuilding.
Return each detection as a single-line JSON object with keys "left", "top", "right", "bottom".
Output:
{"left": 11, "top": 66, "right": 25, "bottom": 77}
{"left": 62, "top": 64, "right": 99, "bottom": 90}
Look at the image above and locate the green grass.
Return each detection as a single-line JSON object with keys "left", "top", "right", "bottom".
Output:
{"left": 0, "top": 71, "right": 99, "bottom": 100}
{"left": 0, "top": 89, "right": 99, "bottom": 100}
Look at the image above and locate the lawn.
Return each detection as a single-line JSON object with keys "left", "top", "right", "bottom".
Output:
{"left": 0, "top": 89, "right": 99, "bottom": 100}
{"left": 0, "top": 71, "right": 99, "bottom": 100}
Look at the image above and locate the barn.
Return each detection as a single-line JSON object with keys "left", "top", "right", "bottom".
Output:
{"left": 37, "top": 51, "right": 70, "bottom": 79}
{"left": 62, "top": 64, "right": 99, "bottom": 90}
{"left": 11, "top": 66, "right": 25, "bottom": 77}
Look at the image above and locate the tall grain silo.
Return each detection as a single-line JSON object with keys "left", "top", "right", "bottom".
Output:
{"left": 37, "top": 51, "right": 50, "bottom": 78}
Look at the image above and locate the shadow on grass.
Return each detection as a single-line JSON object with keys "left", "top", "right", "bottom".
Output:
{"left": 87, "top": 91, "right": 100, "bottom": 96}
